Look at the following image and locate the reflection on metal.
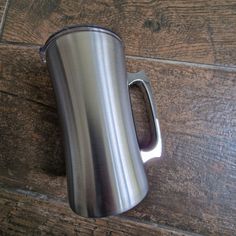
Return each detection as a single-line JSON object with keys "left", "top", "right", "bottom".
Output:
{"left": 40, "top": 25, "right": 162, "bottom": 218}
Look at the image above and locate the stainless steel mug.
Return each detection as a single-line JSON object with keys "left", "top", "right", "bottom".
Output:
{"left": 40, "top": 25, "right": 162, "bottom": 218}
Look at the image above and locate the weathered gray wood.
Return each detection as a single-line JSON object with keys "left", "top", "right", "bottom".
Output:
{"left": 2, "top": 0, "right": 236, "bottom": 66}
{"left": 0, "top": 44, "right": 236, "bottom": 235}
{"left": 0, "top": 187, "right": 202, "bottom": 236}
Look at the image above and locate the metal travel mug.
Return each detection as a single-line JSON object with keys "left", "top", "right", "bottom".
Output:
{"left": 40, "top": 25, "right": 162, "bottom": 217}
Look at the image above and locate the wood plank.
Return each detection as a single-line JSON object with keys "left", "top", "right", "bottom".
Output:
{"left": 0, "top": 187, "right": 202, "bottom": 236}
{"left": 126, "top": 57, "right": 236, "bottom": 236}
{"left": 0, "top": 44, "right": 236, "bottom": 235}
{"left": 2, "top": 0, "right": 236, "bottom": 66}
{"left": 0, "top": 44, "right": 67, "bottom": 199}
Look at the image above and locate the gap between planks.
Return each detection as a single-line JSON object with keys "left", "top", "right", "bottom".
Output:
{"left": 1, "top": 41, "right": 236, "bottom": 73}
{"left": 0, "top": 185, "right": 203, "bottom": 236}
{"left": 127, "top": 55, "right": 236, "bottom": 72}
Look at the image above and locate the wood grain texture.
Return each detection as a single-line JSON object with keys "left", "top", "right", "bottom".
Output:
{"left": 0, "top": 44, "right": 236, "bottom": 235}
{"left": 2, "top": 0, "right": 236, "bottom": 66}
{"left": 126, "top": 58, "right": 236, "bottom": 236}
{"left": 0, "top": 187, "right": 200, "bottom": 236}
{"left": 0, "top": 44, "right": 68, "bottom": 199}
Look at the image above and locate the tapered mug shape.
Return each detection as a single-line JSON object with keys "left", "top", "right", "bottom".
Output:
{"left": 40, "top": 25, "right": 162, "bottom": 217}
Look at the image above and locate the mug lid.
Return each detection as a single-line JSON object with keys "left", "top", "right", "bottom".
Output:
{"left": 39, "top": 25, "right": 122, "bottom": 63}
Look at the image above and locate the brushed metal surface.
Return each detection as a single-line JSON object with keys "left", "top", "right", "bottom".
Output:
{"left": 40, "top": 26, "right": 161, "bottom": 217}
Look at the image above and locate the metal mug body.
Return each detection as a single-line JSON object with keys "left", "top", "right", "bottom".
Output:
{"left": 41, "top": 26, "right": 149, "bottom": 217}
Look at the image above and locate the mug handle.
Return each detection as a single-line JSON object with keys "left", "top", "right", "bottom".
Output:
{"left": 128, "top": 71, "right": 162, "bottom": 163}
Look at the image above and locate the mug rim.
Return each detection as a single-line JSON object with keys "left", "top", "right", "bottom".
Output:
{"left": 40, "top": 24, "right": 122, "bottom": 62}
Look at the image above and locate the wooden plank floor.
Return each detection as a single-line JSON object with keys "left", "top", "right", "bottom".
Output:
{"left": 0, "top": 1, "right": 236, "bottom": 235}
